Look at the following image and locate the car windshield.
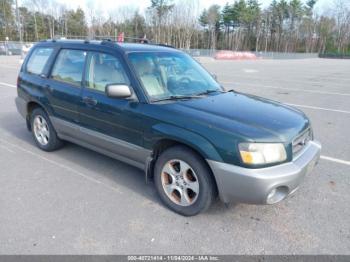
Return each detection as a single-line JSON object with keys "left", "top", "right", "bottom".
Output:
{"left": 128, "top": 52, "right": 222, "bottom": 101}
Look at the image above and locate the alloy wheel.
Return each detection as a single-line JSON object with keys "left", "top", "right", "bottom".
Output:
{"left": 33, "top": 115, "right": 50, "bottom": 146}
{"left": 160, "top": 159, "right": 199, "bottom": 206}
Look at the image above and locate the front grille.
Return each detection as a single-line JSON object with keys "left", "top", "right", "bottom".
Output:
{"left": 292, "top": 128, "right": 312, "bottom": 157}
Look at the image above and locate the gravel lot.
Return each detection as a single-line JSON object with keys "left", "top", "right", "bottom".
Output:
{"left": 0, "top": 55, "right": 349, "bottom": 255}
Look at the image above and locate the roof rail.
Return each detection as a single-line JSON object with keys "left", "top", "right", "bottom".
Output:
{"left": 100, "top": 39, "right": 126, "bottom": 52}
{"left": 38, "top": 37, "right": 177, "bottom": 50}
{"left": 101, "top": 39, "right": 116, "bottom": 47}
{"left": 112, "top": 36, "right": 175, "bottom": 49}
{"left": 123, "top": 36, "right": 149, "bottom": 44}
{"left": 39, "top": 39, "right": 57, "bottom": 42}
{"left": 152, "top": 43, "right": 175, "bottom": 49}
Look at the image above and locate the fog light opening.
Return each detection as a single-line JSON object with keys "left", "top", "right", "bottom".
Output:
{"left": 266, "top": 186, "right": 288, "bottom": 204}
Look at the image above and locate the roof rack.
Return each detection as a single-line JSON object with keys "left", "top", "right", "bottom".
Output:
{"left": 151, "top": 43, "right": 175, "bottom": 49}
{"left": 40, "top": 37, "right": 67, "bottom": 42}
{"left": 123, "top": 36, "right": 150, "bottom": 43}
{"left": 39, "top": 37, "right": 176, "bottom": 49}
{"left": 110, "top": 36, "right": 176, "bottom": 49}
{"left": 101, "top": 39, "right": 116, "bottom": 47}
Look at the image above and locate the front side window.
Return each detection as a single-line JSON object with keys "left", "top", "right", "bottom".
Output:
{"left": 85, "top": 52, "right": 130, "bottom": 92}
{"left": 128, "top": 52, "right": 221, "bottom": 101}
{"left": 51, "top": 49, "right": 86, "bottom": 86}
{"left": 26, "top": 47, "right": 53, "bottom": 75}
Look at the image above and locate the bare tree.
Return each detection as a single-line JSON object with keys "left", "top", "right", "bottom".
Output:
{"left": 171, "top": 0, "right": 199, "bottom": 48}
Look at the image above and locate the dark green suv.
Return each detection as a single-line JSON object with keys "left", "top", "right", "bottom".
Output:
{"left": 15, "top": 40, "right": 321, "bottom": 216}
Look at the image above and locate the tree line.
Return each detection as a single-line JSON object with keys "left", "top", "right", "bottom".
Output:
{"left": 1, "top": 0, "right": 349, "bottom": 54}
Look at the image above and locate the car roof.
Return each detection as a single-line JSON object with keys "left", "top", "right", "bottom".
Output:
{"left": 36, "top": 39, "right": 180, "bottom": 54}
{"left": 118, "top": 43, "right": 178, "bottom": 52}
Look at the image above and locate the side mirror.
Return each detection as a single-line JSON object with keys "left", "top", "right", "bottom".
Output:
{"left": 105, "top": 84, "right": 132, "bottom": 99}
{"left": 212, "top": 74, "right": 218, "bottom": 81}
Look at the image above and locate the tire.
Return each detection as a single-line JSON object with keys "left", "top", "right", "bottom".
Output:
{"left": 30, "top": 108, "right": 63, "bottom": 151}
{"left": 154, "top": 145, "right": 217, "bottom": 216}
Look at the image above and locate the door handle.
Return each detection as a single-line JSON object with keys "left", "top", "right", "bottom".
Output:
{"left": 83, "top": 96, "right": 97, "bottom": 106}
{"left": 45, "top": 84, "right": 54, "bottom": 93}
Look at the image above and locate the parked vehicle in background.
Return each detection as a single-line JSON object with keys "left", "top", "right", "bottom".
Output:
{"left": 0, "top": 41, "right": 24, "bottom": 56}
{"left": 0, "top": 43, "right": 7, "bottom": 55}
{"left": 15, "top": 39, "right": 321, "bottom": 216}
{"left": 7, "top": 42, "right": 22, "bottom": 55}
{"left": 22, "top": 43, "right": 34, "bottom": 56}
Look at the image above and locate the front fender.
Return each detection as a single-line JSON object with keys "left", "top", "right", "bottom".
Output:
{"left": 145, "top": 123, "right": 223, "bottom": 162}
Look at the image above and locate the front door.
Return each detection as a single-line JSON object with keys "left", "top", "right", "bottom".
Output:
{"left": 78, "top": 51, "right": 146, "bottom": 166}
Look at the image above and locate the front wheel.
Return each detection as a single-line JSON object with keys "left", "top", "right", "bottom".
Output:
{"left": 154, "top": 146, "right": 217, "bottom": 216}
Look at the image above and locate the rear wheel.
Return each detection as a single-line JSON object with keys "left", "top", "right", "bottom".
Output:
{"left": 154, "top": 145, "right": 216, "bottom": 216}
{"left": 31, "top": 108, "right": 63, "bottom": 151}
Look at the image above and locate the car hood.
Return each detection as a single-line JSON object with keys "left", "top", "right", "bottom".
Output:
{"left": 160, "top": 92, "right": 310, "bottom": 142}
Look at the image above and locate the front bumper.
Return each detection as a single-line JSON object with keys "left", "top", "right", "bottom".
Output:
{"left": 207, "top": 140, "right": 321, "bottom": 204}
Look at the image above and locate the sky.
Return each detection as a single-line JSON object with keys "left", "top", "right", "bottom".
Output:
{"left": 27, "top": 0, "right": 335, "bottom": 17}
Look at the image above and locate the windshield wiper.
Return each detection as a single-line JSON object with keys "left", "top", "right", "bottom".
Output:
{"left": 152, "top": 95, "right": 202, "bottom": 102}
{"left": 151, "top": 89, "right": 225, "bottom": 103}
{"left": 195, "top": 89, "right": 223, "bottom": 96}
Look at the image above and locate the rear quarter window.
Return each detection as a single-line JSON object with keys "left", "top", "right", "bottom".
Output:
{"left": 26, "top": 47, "right": 54, "bottom": 75}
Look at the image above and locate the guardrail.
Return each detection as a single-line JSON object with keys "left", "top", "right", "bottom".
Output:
{"left": 319, "top": 53, "right": 350, "bottom": 59}
{"left": 182, "top": 49, "right": 318, "bottom": 59}
{"left": 254, "top": 51, "right": 318, "bottom": 59}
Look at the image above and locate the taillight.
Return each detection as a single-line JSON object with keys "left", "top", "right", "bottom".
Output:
{"left": 17, "top": 76, "right": 20, "bottom": 88}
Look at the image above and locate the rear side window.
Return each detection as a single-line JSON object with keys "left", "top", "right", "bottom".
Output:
{"left": 26, "top": 47, "right": 53, "bottom": 75}
{"left": 51, "top": 49, "right": 86, "bottom": 86}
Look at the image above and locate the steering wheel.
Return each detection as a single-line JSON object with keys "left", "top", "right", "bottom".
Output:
{"left": 167, "top": 76, "right": 192, "bottom": 95}
{"left": 168, "top": 76, "right": 189, "bottom": 94}
{"left": 178, "top": 77, "right": 191, "bottom": 85}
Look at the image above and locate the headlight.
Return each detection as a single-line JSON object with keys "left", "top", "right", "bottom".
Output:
{"left": 239, "top": 143, "right": 287, "bottom": 165}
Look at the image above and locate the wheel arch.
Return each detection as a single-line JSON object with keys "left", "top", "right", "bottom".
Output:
{"left": 146, "top": 123, "right": 223, "bottom": 193}
{"left": 26, "top": 100, "right": 49, "bottom": 131}
{"left": 147, "top": 123, "right": 223, "bottom": 162}
{"left": 150, "top": 138, "right": 219, "bottom": 200}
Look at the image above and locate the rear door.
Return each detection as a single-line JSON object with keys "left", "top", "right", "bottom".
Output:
{"left": 44, "top": 48, "right": 87, "bottom": 131}
{"left": 20, "top": 46, "right": 55, "bottom": 104}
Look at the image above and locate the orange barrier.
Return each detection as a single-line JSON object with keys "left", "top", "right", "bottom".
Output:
{"left": 215, "top": 50, "right": 257, "bottom": 60}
